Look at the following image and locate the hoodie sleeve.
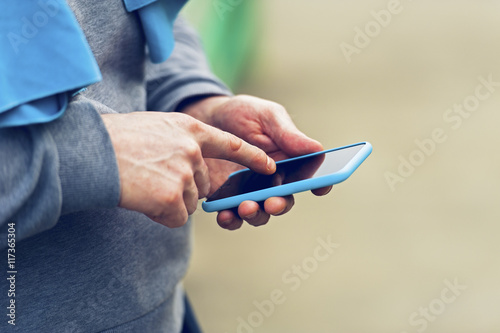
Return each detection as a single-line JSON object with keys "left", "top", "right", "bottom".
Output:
{"left": 146, "top": 16, "right": 233, "bottom": 113}
{"left": 0, "top": 101, "right": 120, "bottom": 249}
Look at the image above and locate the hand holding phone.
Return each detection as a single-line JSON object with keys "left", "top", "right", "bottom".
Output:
{"left": 202, "top": 142, "right": 372, "bottom": 212}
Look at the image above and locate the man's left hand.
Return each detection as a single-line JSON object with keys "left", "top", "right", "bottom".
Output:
{"left": 181, "top": 95, "right": 332, "bottom": 230}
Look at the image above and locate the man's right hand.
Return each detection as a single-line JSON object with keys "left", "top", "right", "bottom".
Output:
{"left": 101, "top": 112, "right": 276, "bottom": 227}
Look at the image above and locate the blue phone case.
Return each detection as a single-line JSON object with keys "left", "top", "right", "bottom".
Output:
{"left": 202, "top": 141, "right": 372, "bottom": 212}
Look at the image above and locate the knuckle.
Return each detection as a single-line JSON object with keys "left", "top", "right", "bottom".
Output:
{"left": 186, "top": 203, "right": 197, "bottom": 216}
{"left": 270, "top": 101, "right": 286, "bottom": 114}
{"left": 186, "top": 116, "right": 204, "bottom": 133}
{"left": 166, "top": 217, "right": 188, "bottom": 228}
{"left": 158, "top": 189, "right": 182, "bottom": 207}
{"left": 152, "top": 196, "right": 189, "bottom": 228}
{"left": 199, "top": 182, "right": 210, "bottom": 199}
{"left": 179, "top": 169, "right": 193, "bottom": 184}
{"left": 185, "top": 141, "right": 201, "bottom": 160}
{"left": 166, "top": 111, "right": 186, "bottom": 126}
{"left": 227, "top": 132, "right": 243, "bottom": 152}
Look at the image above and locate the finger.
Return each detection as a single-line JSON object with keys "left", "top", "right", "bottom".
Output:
{"left": 147, "top": 194, "right": 189, "bottom": 228}
{"left": 197, "top": 124, "right": 276, "bottom": 174}
{"left": 263, "top": 195, "right": 294, "bottom": 216}
{"left": 274, "top": 130, "right": 324, "bottom": 157}
{"left": 183, "top": 177, "right": 199, "bottom": 216}
{"left": 182, "top": 140, "right": 211, "bottom": 199}
{"left": 238, "top": 201, "right": 270, "bottom": 227}
{"left": 194, "top": 160, "right": 210, "bottom": 199}
{"left": 148, "top": 213, "right": 188, "bottom": 228}
{"left": 262, "top": 105, "right": 324, "bottom": 157}
{"left": 312, "top": 186, "right": 333, "bottom": 196}
{"left": 217, "top": 210, "right": 244, "bottom": 230}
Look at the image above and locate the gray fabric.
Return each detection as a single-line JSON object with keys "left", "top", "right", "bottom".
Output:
{"left": 0, "top": 0, "right": 231, "bottom": 331}
{"left": 146, "top": 18, "right": 233, "bottom": 112}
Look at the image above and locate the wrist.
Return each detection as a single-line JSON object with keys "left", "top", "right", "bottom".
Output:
{"left": 179, "top": 95, "right": 231, "bottom": 126}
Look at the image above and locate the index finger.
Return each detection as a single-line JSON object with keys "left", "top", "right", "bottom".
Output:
{"left": 197, "top": 123, "right": 276, "bottom": 175}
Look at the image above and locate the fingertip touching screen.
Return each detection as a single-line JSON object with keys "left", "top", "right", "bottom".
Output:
{"left": 206, "top": 143, "right": 365, "bottom": 201}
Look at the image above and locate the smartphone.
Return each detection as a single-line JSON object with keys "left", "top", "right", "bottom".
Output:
{"left": 202, "top": 141, "right": 372, "bottom": 212}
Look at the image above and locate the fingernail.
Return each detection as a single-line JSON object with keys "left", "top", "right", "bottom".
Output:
{"left": 266, "top": 156, "right": 275, "bottom": 172}
{"left": 274, "top": 207, "right": 285, "bottom": 216}
{"left": 245, "top": 211, "right": 258, "bottom": 220}
{"left": 221, "top": 217, "right": 233, "bottom": 225}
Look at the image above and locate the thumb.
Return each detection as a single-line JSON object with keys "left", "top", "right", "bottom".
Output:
{"left": 264, "top": 113, "right": 324, "bottom": 157}
{"left": 197, "top": 123, "right": 276, "bottom": 174}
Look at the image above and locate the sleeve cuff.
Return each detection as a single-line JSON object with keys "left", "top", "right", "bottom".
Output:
{"left": 46, "top": 100, "right": 121, "bottom": 215}
{"left": 147, "top": 74, "right": 232, "bottom": 113}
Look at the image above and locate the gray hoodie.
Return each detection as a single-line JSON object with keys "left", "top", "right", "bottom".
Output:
{"left": 0, "top": 0, "right": 230, "bottom": 331}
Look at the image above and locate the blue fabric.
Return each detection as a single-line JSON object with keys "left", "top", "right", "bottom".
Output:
{"left": 123, "top": 0, "right": 157, "bottom": 11}
{"left": 134, "top": 0, "right": 188, "bottom": 63}
{"left": 0, "top": 0, "right": 187, "bottom": 128}
{"left": 0, "top": 0, "right": 102, "bottom": 128}
{"left": 0, "top": 94, "right": 68, "bottom": 127}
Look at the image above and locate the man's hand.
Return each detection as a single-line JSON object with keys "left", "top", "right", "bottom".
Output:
{"left": 181, "top": 95, "right": 332, "bottom": 230}
{"left": 101, "top": 111, "right": 275, "bottom": 228}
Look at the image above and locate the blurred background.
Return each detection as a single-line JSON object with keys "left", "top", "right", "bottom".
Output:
{"left": 183, "top": 1, "right": 500, "bottom": 332}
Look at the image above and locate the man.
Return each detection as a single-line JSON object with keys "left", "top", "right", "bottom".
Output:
{"left": 0, "top": 0, "right": 330, "bottom": 331}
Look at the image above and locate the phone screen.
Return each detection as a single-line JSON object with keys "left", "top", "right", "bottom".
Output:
{"left": 206, "top": 143, "right": 365, "bottom": 202}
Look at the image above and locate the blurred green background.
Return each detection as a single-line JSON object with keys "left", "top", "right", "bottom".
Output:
{"left": 183, "top": 1, "right": 500, "bottom": 332}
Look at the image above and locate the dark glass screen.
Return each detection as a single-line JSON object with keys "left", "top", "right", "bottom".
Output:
{"left": 206, "top": 143, "right": 364, "bottom": 201}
